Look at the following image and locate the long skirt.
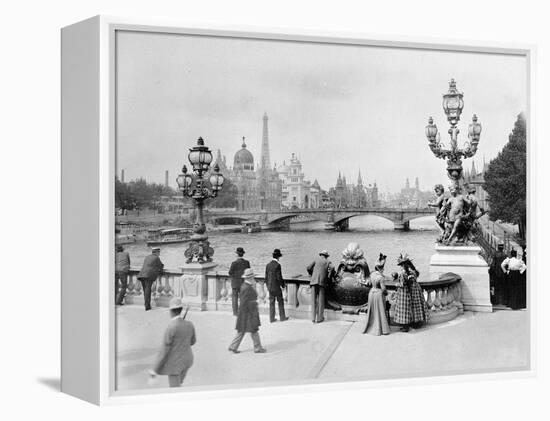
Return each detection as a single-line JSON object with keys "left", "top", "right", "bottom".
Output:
{"left": 363, "top": 288, "right": 390, "bottom": 335}
{"left": 393, "top": 282, "right": 429, "bottom": 325}
{"left": 508, "top": 270, "right": 526, "bottom": 310}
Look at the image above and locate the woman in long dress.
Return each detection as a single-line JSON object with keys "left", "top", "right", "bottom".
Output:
{"left": 393, "top": 254, "right": 429, "bottom": 332}
{"left": 501, "top": 249, "right": 527, "bottom": 310}
{"left": 363, "top": 268, "right": 390, "bottom": 335}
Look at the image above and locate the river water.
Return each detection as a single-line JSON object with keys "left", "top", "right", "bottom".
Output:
{"left": 123, "top": 215, "right": 440, "bottom": 280}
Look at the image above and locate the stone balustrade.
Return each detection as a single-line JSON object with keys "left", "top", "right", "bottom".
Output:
{"left": 121, "top": 267, "right": 462, "bottom": 324}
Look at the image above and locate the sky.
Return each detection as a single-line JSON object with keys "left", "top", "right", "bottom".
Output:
{"left": 116, "top": 30, "right": 527, "bottom": 194}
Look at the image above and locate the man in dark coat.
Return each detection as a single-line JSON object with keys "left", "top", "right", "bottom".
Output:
{"left": 306, "top": 250, "right": 334, "bottom": 323}
{"left": 489, "top": 243, "right": 507, "bottom": 305}
{"left": 115, "top": 245, "right": 131, "bottom": 305}
{"left": 137, "top": 247, "right": 164, "bottom": 311}
{"left": 265, "top": 248, "right": 288, "bottom": 323}
{"left": 228, "top": 269, "right": 266, "bottom": 353}
{"left": 228, "top": 247, "right": 250, "bottom": 316}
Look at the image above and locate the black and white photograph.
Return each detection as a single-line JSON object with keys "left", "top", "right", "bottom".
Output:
{"left": 113, "top": 28, "right": 528, "bottom": 392}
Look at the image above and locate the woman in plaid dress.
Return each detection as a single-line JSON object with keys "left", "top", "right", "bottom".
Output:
{"left": 393, "top": 254, "right": 429, "bottom": 332}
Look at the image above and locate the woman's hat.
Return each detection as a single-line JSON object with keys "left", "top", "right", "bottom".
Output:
{"left": 168, "top": 297, "right": 184, "bottom": 310}
{"left": 272, "top": 248, "right": 283, "bottom": 258}
{"left": 242, "top": 268, "right": 256, "bottom": 279}
{"left": 319, "top": 250, "right": 329, "bottom": 257}
{"left": 152, "top": 246, "right": 161, "bottom": 252}
{"left": 236, "top": 247, "right": 245, "bottom": 255}
{"left": 397, "top": 253, "right": 412, "bottom": 265}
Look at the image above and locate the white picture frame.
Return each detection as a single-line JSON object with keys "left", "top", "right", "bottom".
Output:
{"left": 61, "top": 15, "right": 535, "bottom": 405}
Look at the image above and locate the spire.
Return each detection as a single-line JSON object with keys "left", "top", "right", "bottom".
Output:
{"left": 261, "top": 112, "right": 271, "bottom": 169}
{"left": 415, "top": 177, "right": 419, "bottom": 191}
{"left": 242, "top": 136, "right": 247, "bottom": 148}
{"left": 357, "top": 169, "right": 363, "bottom": 185}
{"left": 405, "top": 178, "right": 410, "bottom": 189}
{"left": 471, "top": 159, "right": 477, "bottom": 177}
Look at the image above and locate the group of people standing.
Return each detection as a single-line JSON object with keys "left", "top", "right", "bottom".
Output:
{"left": 115, "top": 244, "right": 165, "bottom": 311}
{"left": 489, "top": 244, "right": 527, "bottom": 310}
{"left": 227, "top": 247, "right": 289, "bottom": 354}
{"left": 115, "top": 244, "right": 431, "bottom": 388}
{"left": 361, "top": 253, "right": 429, "bottom": 335}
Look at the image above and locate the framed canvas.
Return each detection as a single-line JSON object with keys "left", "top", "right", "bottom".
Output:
{"left": 61, "top": 16, "right": 535, "bottom": 405}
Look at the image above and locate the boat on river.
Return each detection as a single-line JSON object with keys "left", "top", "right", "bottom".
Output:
{"left": 241, "top": 220, "right": 261, "bottom": 233}
{"left": 115, "top": 222, "right": 137, "bottom": 245}
{"left": 146, "top": 227, "right": 193, "bottom": 246}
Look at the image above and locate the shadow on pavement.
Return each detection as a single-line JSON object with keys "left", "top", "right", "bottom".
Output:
{"left": 37, "top": 377, "right": 60, "bottom": 392}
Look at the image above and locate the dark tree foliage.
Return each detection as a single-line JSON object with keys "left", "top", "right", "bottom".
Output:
{"left": 115, "top": 178, "right": 176, "bottom": 211}
{"left": 483, "top": 113, "right": 527, "bottom": 240}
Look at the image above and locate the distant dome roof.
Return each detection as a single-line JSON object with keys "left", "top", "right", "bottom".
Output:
{"left": 233, "top": 137, "right": 254, "bottom": 168}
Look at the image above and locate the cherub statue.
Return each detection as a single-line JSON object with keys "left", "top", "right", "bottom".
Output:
{"left": 428, "top": 184, "right": 447, "bottom": 240}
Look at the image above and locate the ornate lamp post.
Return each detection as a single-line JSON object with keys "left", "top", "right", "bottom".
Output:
{"left": 176, "top": 136, "right": 224, "bottom": 263}
{"left": 425, "top": 79, "right": 482, "bottom": 189}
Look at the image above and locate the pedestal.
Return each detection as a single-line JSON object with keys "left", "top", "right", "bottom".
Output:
{"left": 429, "top": 245, "right": 492, "bottom": 312}
{"left": 174, "top": 262, "right": 217, "bottom": 311}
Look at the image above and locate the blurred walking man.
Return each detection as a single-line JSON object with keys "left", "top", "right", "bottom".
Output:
{"left": 150, "top": 298, "right": 196, "bottom": 387}
{"left": 228, "top": 247, "right": 250, "bottom": 316}
{"left": 265, "top": 248, "right": 288, "bottom": 323}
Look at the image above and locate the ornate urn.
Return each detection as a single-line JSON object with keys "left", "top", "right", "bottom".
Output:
{"left": 326, "top": 243, "right": 371, "bottom": 313}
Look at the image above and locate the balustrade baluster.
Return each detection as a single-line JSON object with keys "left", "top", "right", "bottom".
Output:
{"left": 164, "top": 275, "right": 173, "bottom": 296}
{"left": 256, "top": 281, "right": 267, "bottom": 304}
{"left": 127, "top": 274, "right": 135, "bottom": 295}
{"left": 441, "top": 287, "right": 448, "bottom": 309}
{"left": 220, "top": 278, "right": 228, "bottom": 301}
{"left": 156, "top": 277, "right": 164, "bottom": 296}
{"left": 433, "top": 288, "right": 441, "bottom": 310}
{"left": 446, "top": 285, "right": 454, "bottom": 307}
{"left": 135, "top": 277, "right": 142, "bottom": 295}
{"left": 426, "top": 289, "right": 434, "bottom": 310}
{"left": 226, "top": 281, "right": 232, "bottom": 302}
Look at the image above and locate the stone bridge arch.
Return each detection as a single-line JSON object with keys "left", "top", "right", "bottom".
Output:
{"left": 328, "top": 211, "right": 433, "bottom": 231}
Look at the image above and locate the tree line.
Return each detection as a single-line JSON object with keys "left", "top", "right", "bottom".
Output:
{"left": 115, "top": 177, "right": 238, "bottom": 211}
{"left": 483, "top": 113, "right": 527, "bottom": 243}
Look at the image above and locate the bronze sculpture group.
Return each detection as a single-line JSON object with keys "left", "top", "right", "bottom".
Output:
{"left": 428, "top": 183, "right": 486, "bottom": 245}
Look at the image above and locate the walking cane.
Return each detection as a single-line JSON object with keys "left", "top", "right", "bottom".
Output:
{"left": 182, "top": 305, "right": 190, "bottom": 320}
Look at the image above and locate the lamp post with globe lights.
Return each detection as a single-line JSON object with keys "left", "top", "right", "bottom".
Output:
{"left": 176, "top": 136, "right": 224, "bottom": 263}
{"left": 425, "top": 79, "right": 482, "bottom": 190}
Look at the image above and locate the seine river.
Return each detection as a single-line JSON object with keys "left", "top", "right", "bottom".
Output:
{"left": 124, "top": 215, "right": 440, "bottom": 280}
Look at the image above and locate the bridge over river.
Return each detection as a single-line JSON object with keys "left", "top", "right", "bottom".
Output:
{"left": 207, "top": 207, "right": 434, "bottom": 231}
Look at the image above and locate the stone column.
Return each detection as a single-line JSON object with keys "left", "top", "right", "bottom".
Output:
{"left": 429, "top": 245, "right": 492, "bottom": 312}
{"left": 173, "top": 262, "right": 217, "bottom": 311}
{"left": 393, "top": 220, "right": 410, "bottom": 231}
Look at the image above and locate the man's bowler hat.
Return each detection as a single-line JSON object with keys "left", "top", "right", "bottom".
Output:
{"left": 272, "top": 248, "right": 283, "bottom": 258}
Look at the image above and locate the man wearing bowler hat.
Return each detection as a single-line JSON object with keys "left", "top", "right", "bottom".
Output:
{"left": 137, "top": 246, "right": 164, "bottom": 311}
{"left": 307, "top": 250, "right": 334, "bottom": 323}
{"left": 228, "top": 247, "right": 250, "bottom": 316}
{"left": 150, "top": 297, "right": 196, "bottom": 387}
{"left": 228, "top": 269, "right": 266, "bottom": 353}
{"left": 265, "top": 248, "right": 288, "bottom": 323}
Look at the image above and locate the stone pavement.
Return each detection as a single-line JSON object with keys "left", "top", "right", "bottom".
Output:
{"left": 115, "top": 306, "right": 529, "bottom": 391}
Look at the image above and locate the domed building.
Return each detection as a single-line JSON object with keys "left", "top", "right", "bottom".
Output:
{"left": 213, "top": 113, "right": 282, "bottom": 211}
{"left": 231, "top": 137, "right": 260, "bottom": 211}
